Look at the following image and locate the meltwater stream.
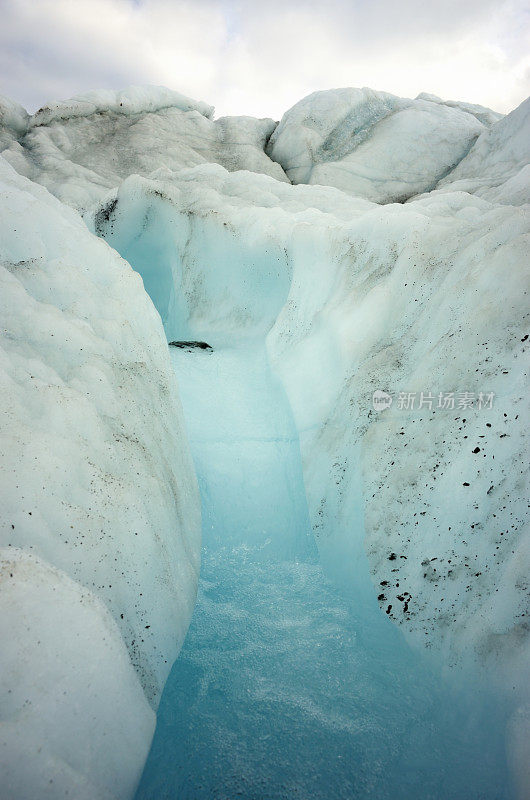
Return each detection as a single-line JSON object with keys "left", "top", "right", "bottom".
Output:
{"left": 136, "top": 344, "right": 511, "bottom": 800}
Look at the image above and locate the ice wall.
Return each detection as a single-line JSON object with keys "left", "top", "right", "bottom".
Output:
{"left": 91, "top": 168, "right": 294, "bottom": 345}
{"left": 0, "top": 157, "right": 201, "bottom": 797}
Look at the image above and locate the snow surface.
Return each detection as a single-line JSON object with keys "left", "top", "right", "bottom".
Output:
{"left": 0, "top": 156, "right": 200, "bottom": 796}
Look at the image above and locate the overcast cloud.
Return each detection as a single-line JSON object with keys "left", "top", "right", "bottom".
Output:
{"left": 1, "top": 0, "right": 529, "bottom": 118}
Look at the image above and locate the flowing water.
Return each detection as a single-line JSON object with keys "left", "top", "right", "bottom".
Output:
{"left": 135, "top": 343, "right": 511, "bottom": 800}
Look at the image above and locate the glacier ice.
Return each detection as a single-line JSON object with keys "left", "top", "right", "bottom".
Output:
{"left": 92, "top": 143, "right": 528, "bottom": 796}
{"left": 415, "top": 92, "right": 504, "bottom": 126}
{"left": 91, "top": 156, "right": 529, "bottom": 682}
{"left": 0, "top": 549, "right": 154, "bottom": 800}
{"left": 0, "top": 156, "right": 200, "bottom": 796}
{"left": 167, "top": 344, "right": 317, "bottom": 562}
{"left": 0, "top": 85, "right": 288, "bottom": 213}
{"left": 1, "top": 82, "right": 529, "bottom": 799}
{"left": 267, "top": 87, "right": 489, "bottom": 202}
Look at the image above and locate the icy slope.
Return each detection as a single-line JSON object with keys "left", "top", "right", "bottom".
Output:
{"left": 435, "top": 97, "right": 530, "bottom": 205}
{"left": 267, "top": 87, "right": 493, "bottom": 202}
{"left": 0, "top": 157, "right": 201, "bottom": 797}
{"left": 0, "top": 86, "right": 287, "bottom": 212}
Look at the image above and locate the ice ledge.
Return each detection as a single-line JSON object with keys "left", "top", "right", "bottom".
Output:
{"left": 30, "top": 85, "right": 214, "bottom": 128}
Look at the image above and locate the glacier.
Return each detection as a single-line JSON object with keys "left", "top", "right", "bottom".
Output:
{"left": 0, "top": 84, "right": 529, "bottom": 799}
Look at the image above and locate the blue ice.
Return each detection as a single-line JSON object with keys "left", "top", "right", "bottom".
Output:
{"left": 134, "top": 343, "right": 512, "bottom": 800}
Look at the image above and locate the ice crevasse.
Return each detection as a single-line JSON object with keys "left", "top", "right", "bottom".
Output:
{"left": 0, "top": 84, "right": 529, "bottom": 798}
{"left": 94, "top": 157, "right": 529, "bottom": 679}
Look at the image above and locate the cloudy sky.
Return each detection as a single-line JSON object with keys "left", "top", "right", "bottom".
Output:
{"left": 1, "top": 0, "right": 529, "bottom": 118}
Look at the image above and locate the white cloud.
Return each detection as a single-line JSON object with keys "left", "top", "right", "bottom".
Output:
{"left": 0, "top": 0, "right": 528, "bottom": 118}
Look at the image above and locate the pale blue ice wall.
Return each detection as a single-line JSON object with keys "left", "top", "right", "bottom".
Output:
{"left": 170, "top": 345, "right": 317, "bottom": 562}
{"left": 95, "top": 180, "right": 291, "bottom": 346}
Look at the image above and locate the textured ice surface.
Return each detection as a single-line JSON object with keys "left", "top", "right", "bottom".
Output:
{"left": 0, "top": 85, "right": 287, "bottom": 213}
{"left": 436, "top": 97, "right": 530, "bottom": 204}
{"left": 267, "top": 87, "right": 489, "bottom": 202}
{"left": 0, "top": 94, "right": 29, "bottom": 150}
{"left": 0, "top": 550, "right": 154, "bottom": 800}
{"left": 0, "top": 157, "right": 200, "bottom": 795}
{"left": 29, "top": 85, "right": 215, "bottom": 126}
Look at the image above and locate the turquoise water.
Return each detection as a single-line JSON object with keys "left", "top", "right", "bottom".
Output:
{"left": 135, "top": 345, "right": 511, "bottom": 800}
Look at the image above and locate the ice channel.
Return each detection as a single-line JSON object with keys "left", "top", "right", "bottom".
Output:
{"left": 96, "top": 211, "right": 514, "bottom": 799}
{"left": 129, "top": 338, "right": 510, "bottom": 799}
